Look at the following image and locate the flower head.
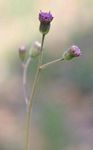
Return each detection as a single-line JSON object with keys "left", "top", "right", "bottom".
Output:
{"left": 39, "top": 11, "right": 53, "bottom": 24}
{"left": 63, "top": 45, "right": 81, "bottom": 60}
{"left": 39, "top": 11, "right": 53, "bottom": 35}
{"left": 29, "top": 41, "right": 41, "bottom": 58}
{"left": 19, "top": 45, "right": 27, "bottom": 62}
{"left": 69, "top": 45, "right": 81, "bottom": 57}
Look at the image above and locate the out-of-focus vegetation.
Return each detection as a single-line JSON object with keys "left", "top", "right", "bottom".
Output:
{"left": 0, "top": 0, "right": 93, "bottom": 150}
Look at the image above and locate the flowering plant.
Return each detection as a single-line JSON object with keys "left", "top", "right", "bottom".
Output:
{"left": 19, "top": 11, "right": 81, "bottom": 150}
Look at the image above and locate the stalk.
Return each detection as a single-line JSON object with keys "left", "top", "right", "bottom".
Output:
{"left": 24, "top": 34, "right": 45, "bottom": 150}
{"left": 40, "top": 58, "right": 64, "bottom": 70}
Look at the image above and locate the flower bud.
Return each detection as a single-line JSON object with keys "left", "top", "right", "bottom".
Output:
{"left": 29, "top": 41, "right": 41, "bottom": 58}
{"left": 19, "top": 45, "right": 27, "bottom": 62}
{"left": 63, "top": 45, "right": 81, "bottom": 60}
{"left": 39, "top": 11, "right": 53, "bottom": 35}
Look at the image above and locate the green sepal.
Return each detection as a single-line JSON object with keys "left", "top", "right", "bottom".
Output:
{"left": 39, "top": 22, "right": 50, "bottom": 35}
{"left": 63, "top": 51, "right": 74, "bottom": 60}
{"left": 29, "top": 48, "right": 41, "bottom": 58}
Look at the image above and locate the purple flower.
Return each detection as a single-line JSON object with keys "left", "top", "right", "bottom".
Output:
{"left": 63, "top": 45, "right": 81, "bottom": 60}
{"left": 69, "top": 45, "right": 81, "bottom": 57}
{"left": 39, "top": 11, "right": 53, "bottom": 24}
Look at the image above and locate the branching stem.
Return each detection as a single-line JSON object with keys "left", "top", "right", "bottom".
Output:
{"left": 39, "top": 58, "right": 64, "bottom": 70}
{"left": 25, "top": 34, "right": 45, "bottom": 150}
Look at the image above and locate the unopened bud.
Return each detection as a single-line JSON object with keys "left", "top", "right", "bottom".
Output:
{"left": 19, "top": 45, "right": 27, "bottom": 62}
{"left": 29, "top": 41, "right": 41, "bottom": 58}
{"left": 63, "top": 45, "right": 81, "bottom": 60}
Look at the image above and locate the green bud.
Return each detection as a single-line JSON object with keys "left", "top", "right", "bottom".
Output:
{"left": 63, "top": 45, "right": 81, "bottom": 60}
{"left": 63, "top": 51, "right": 74, "bottom": 60}
{"left": 19, "top": 45, "right": 27, "bottom": 62}
{"left": 39, "top": 23, "right": 50, "bottom": 35}
{"left": 29, "top": 41, "right": 41, "bottom": 58}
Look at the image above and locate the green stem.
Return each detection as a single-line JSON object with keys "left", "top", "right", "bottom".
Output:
{"left": 25, "top": 34, "right": 45, "bottom": 150}
{"left": 23, "top": 57, "right": 31, "bottom": 104}
{"left": 39, "top": 58, "right": 64, "bottom": 70}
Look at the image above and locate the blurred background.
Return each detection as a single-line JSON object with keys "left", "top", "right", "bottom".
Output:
{"left": 0, "top": 0, "right": 93, "bottom": 150}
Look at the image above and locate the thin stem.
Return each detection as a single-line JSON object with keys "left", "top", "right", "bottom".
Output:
{"left": 25, "top": 34, "right": 45, "bottom": 150}
{"left": 40, "top": 58, "right": 64, "bottom": 70}
{"left": 23, "top": 57, "right": 31, "bottom": 104}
